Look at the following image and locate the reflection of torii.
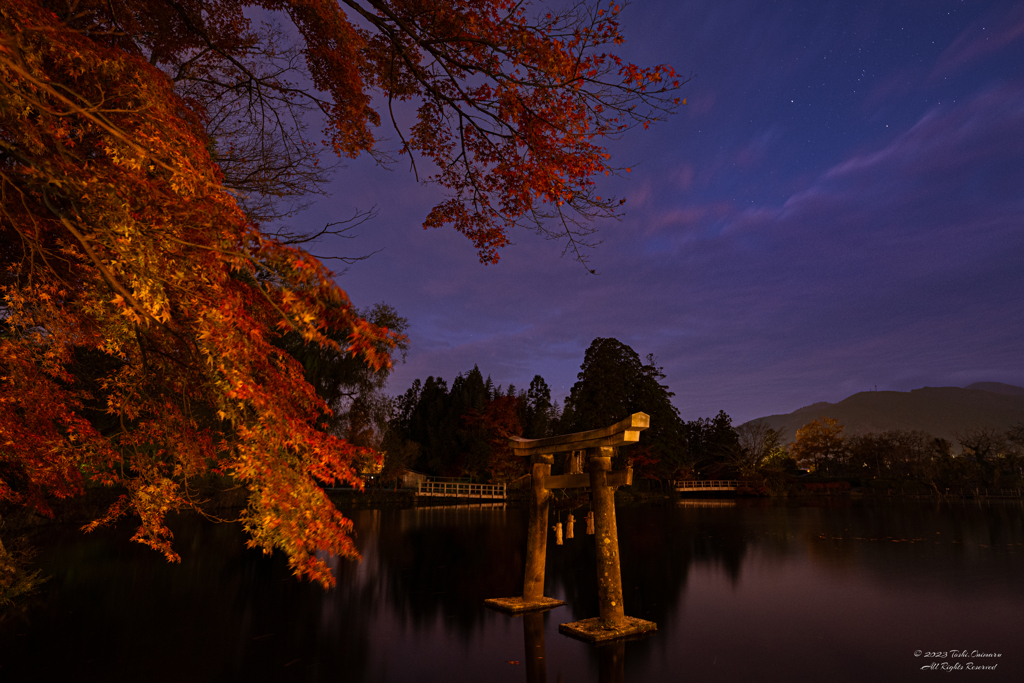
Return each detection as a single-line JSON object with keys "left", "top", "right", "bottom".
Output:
{"left": 519, "top": 611, "right": 627, "bottom": 683}
{"left": 485, "top": 413, "right": 657, "bottom": 643}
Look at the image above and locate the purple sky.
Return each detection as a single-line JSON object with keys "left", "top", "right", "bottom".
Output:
{"left": 297, "top": 0, "right": 1024, "bottom": 424}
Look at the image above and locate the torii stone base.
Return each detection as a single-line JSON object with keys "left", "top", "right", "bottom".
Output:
{"left": 558, "top": 616, "right": 657, "bottom": 643}
{"left": 483, "top": 596, "right": 566, "bottom": 614}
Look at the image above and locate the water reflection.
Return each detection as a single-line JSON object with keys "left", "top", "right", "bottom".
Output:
{"left": 522, "top": 612, "right": 547, "bottom": 683}
{"left": 497, "top": 609, "right": 629, "bottom": 683}
{"left": 1, "top": 499, "right": 1021, "bottom": 682}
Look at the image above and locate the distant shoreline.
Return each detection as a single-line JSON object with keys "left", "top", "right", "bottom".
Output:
{"left": 4, "top": 483, "right": 1021, "bottom": 537}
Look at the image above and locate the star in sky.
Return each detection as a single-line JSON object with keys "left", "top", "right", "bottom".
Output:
{"left": 305, "top": 0, "right": 1024, "bottom": 422}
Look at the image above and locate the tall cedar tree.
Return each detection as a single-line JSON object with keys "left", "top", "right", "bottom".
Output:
{"left": 0, "top": 0, "right": 680, "bottom": 586}
{"left": 564, "top": 338, "right": 686, "bottom": 474}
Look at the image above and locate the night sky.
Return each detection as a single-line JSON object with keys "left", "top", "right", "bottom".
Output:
{"left": 302, "top": 0, "right": 1024, "bottom": 424}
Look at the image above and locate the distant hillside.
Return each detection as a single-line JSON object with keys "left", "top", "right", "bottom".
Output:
{"left": 964, "top": 382, "right": 1024, "bottom": 396}
{"left": 745, "top": 384, "right": 1024, "bottom": 445}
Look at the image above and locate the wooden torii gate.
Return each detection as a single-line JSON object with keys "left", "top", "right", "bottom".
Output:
{"left": 485, "top": 412, "right": 657, "bottom": 642}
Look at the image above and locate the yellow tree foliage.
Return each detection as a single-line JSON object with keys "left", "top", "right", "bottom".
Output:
{"left": 0, "top": 0, "right": 679, "bottom": 586}
{"left": 0, "top": 0, "right": 400, "bottom": 586}
{"left": 790, "top": 418, "right": 847, "bottom": 475}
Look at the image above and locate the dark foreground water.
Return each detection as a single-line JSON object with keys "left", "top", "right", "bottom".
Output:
{"left": 1, "top": 498, "right": 1022, "bottom": 683}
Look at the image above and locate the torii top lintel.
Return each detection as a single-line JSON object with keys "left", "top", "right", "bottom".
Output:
{"left": 508, "top": 412, "right": 650, "bottom": 458}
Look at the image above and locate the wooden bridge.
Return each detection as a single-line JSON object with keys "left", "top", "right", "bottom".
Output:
{"left": 415, "top": 478, "right": 506, "bottom": 500}
{"left": 673, "top": 479, "right": 741, "bottom": 492}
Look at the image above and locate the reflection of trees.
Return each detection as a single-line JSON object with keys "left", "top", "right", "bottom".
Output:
{"left": 369, "top": 506, "right": 527, "bottom": 638}
{"left": 549, "top": 498, "right": 1023, "bottom": 633}
{"left": 366, "top": 502, "right": 761, "bottom": 637}
{"left": 264, "top": 498, "right": 1024, "bottom": 644}
{"left": 545, "top": 504, "right": 757, "bottom": 629}
{"left": 6, "top": 498, "right": 1021, "bottom": 681}
{"left": 0, "top": 516, "right": 376, "bottom": 681}
{"left": 793, "top": 500, "right": 1024, "bottom": 594}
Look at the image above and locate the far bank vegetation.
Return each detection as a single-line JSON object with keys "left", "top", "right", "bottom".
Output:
{"left": 378, "top": 338, "right": 1024, "bottom": 496}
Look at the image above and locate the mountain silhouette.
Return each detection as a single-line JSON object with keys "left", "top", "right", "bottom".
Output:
{"left": 963, "top": 381, "right": 1024, "bottom": 396}
{"left": 744, "top": 384, "right": 1024, "bottom": 444}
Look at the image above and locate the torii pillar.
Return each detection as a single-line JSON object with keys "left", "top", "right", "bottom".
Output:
{"left": 485, "top": 451, "right": 566, "bottom": 613}
{"left": 485, "top": 413, "right": 657, "bottom": 643}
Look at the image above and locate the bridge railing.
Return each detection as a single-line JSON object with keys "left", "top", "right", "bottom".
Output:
{"left": 417, "top": 480, "right": 506, "bottom": 499}
{"left": 672, "top": 480, "right": 741, "bottom": 489}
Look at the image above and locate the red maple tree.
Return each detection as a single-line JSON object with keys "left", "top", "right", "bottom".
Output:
{"left": 0, "top": 0, "right": 681, "bottom": 587}
{"left": 463, "top": 393, "right": 528, "bottom": 483}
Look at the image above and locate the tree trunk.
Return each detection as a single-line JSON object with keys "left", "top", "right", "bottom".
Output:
{"left": 0, "top": 520, "right": 15, "bottom": 591}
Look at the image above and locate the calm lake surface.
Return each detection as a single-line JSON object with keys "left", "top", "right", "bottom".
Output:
{"left": 2, "top": 498, "right": 1022, "bottom": 682}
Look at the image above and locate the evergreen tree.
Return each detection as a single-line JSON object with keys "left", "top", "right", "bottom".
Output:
{"left": 564, "top": 338, "right": 686, "bottom": 473}
{"left": 395, "top": 366, "right": 527, "bottom": 479}
{"left": 406, "top": 376, "right": 454, "bottom": 474}
{"left": 523, "top": 375, "right": 555, "bottom": 438}
{"left": 449, "top": 367, "right": 492, "bottom": 476}
{"left": 683, "top": 411, "right": 743, "bottom": 478}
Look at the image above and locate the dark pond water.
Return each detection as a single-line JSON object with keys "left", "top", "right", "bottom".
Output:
{"left": 1, "top": 498, "right": 1022, "bottom": 682}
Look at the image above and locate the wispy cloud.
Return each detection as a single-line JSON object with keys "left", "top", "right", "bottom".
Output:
{"left": 323, "top": 1, "right": 1024, "bottom": 424}
{"left": 932, "top": 4, "right": 1024, "bottom": 78}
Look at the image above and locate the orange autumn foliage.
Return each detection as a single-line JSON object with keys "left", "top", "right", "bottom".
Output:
{"left": 0, "top": 0, "right": 680, "bottom": 585}
{"left": 791, "top": 418, "right": 847, "bottom": 475}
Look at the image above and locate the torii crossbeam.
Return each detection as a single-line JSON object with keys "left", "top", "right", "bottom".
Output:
{"left": 485, "top": 412, "right": 657, "bottom": 643}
